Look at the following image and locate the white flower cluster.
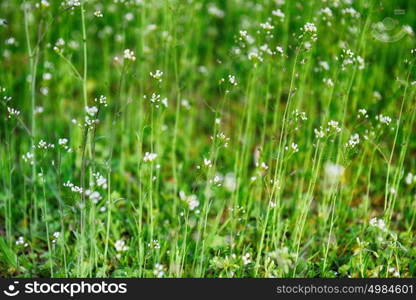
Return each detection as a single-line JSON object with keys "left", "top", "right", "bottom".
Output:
{"left": 324, "top": 162, "right": 345, "bottom": 185}
{"left": 123, "top": 49, "right": 136, "bottom": 61}
{"left": 58, "top": 138, "right": 73, "bottom": 153}
{"left": 143, "top": 152, "right": 157, "bottom": 162}
{"left": 150, "top": 69, "right": 163, "bottom": 82}
{"left": 148, "top": 239, "right": 160, "bottom": 249}
{"left": 22, "top": 152, "right": 34, "bottom": 165}
{"left": 213, "top": 132, "right": 230, "bottom": 147}
{"left": 93, "top": 172, "right": 108, "bottom": 189}
{"left": 146, "top": 93, "right": 168, "bottom": 108}
{"left": 94, "top": 10, "right": 103, "bottom": 18}
{"left": 341, "top": 7, "right": 360, "bottom": 19}
{"left": 63, "top": 181, "right": 83, "bottom": 194}
{"left": 35, "top": 139, "right": 55, "bottom": 149}
{"left": 346, "top": 133, "right": 360, "bottom": 148}
{"left": 16, "top": 236, "right": 28, "bottom": 247}
{"left": 153, "top": 264, "right": 165, "bottom": 278}
{"left": 228, "top": 74, "right": 237, "bottom": 86}
{"left": 405, "top": 172, "right": 416, "bottom": 185}
{"left": 7, "top": 107, "right": 20, "bottom": 118}
{"left": 207, "top": 4, "right": 225, "bottom": 18}
{"left": 292, "top": 109, "right": 308, "bottom": 122}
{"left": 115, "top": 239, "right": 129, "bottom": 252}
{"left": 339, "top": 48, "right": 365, "bottom": 70}
{"left": 179, "top": 191, "right": 200, "bottom": 211}
{"left": 375, "top": 114, "right": 392, "bottom": 126}
{"left": 357, "top": 108, "right": 369, "bottom": 119}
{"left": 272, "top": 9, "right": 285, "bottom": 20}
{"left": 314, "top": 120, "right": 342, "bottom": 139}
{"left": 285, "top": 143, "right": 299, "bottom": 153}
{"left": 323, "top": 78, "right": 334, "bottom": 87}
{"left": 259, "top": 21, "right": 274, "bottom": 31}
{"left": 85, "top": 189, "right": 101, "bottom": 203}
{"left": 300, "top": 22, "right": 318, "bottom": 43}
{"left": 75, "top": 106, "right": 99, "bottom": 129}
{"left": 94, "top": 95, "right": 108, "bottom": 107}
{"left": 52, "top": 232, "right": 60, "bottom": 244}
{"left": 203, "top": 158, "right": 212, "bottom": 168}
{"left": 369, "top": 218, "right": 387, "bottom": 232}
{"left": 64, "top": 0, "right": 80, "bottom": 9}
{"left": 242, "top": 253, "right": 251, "bottom": 265}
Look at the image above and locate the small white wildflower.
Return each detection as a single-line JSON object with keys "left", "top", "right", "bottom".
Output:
{"left": 94, "top": 95, "right": 107, "bottom": 107}
{"left": 150, "top": 69, "right": 163, "bottom": 82}
{"left": 85, "top": 106, "right": 98, "bottom": 116}
{"left": 207, "top": 4, "right": 225, "bottom": 18}
{"left": 228, "top": 74, "right": 237, "bottom": 86}
{"left": 242, "top": 253, "right": 251, "bottom": 265}
{"left": 115, "top": 240, "right": 129, "bottom": 252}
{"left": 153, "top": 264, "right": 165, "bottom": 278}
{"left": 94, "top": 10, "right": 103, "bottom": 18}
{"left": 143, "top": 152, "right": 158, "bottom": 162}
{"left": 369, "top": 218, "right": 387, "bottom": 232}
{"left": 123, "top": 49, "right": 136, "bottom": 61}
{"left": 324, "top": 162, "right": 345, "bottom": 185}
{"left": 7, "top": 107, "right": 20, "bottom": 118}
{"left": 203, "top": 158, "right": 212, "bottom": 167}
{"left": 346, "top": 133, "right": 360, "bottom": 148}
{"left": 405, "top": 172, "right": 416, "bottom": 185}
{"left": 323, "top": 78, "right": 334, "bottom": 87}
{"left": 375, "top": 114, "right": 392, "bottom": 125}
{"left": 224, "top": 173, "right": 237, "bottom": 192}
{"left": 291, "top": 143, "right": 299, "bottom": 152}
{"left": 272, "top": 9, "right": 285, "bottom": 19}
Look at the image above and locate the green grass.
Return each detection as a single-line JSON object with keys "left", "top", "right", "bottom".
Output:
{"left": 0, "top": 0, "right": 416, "bottom": 278}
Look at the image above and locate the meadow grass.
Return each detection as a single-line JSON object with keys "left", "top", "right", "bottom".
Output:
{"left": 0, "top": 0, "right": 416, "bottom": 278}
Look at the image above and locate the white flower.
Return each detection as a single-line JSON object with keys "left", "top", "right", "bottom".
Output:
{"left": 187, "top": 195, "right": 199, "bottom": 210}
{"left": 203, "top": 158, "right": 212, "bottom": 167}
{"left": 94, "top": 10, "right": 103, "bottom": 18}
{"left": 143, "top": 152, "right": 158, "bottom": 162}
{"left": 260, "top": 22, "right": 274, "bottom": 30}
{"left": 375, "top": 114, "right": 392, "bottom": 125}
{"left": 228, "top": 75, "right": 237, "bottom": 86}
{"left": 85, "top": 106, "right": 98, "bottom": 116}
{"left": 115, "top": 240, "right": 129, "bottom": 252}
{"left": 207, "top": 4, "right": 225, "bottom": 18}
{"left": 242, "top": 253, "right": 251, "bottom": 265}
{"left": 224, "top": 173, "right": 237, "bottom": 192}
{"left": 319, "top": 61, "right": 330, "bottom": 71}
{"left": 323, "top": 78, "right": 334, "bottom": 87}
{"left": 7, "top": 107, "right": 20, "bottom": 118}
{"left": 58, "top": 138, "right": 68, "bottom": 145}
{"left": 148, "top": 93, "right": 168, "bottom": 108}
{"left": 302, "top": 22, "right": 317, "bottom": 33}
{"left": 150, "top": 69, "right": 163, "bottom": 82}
{"left": 123, "top": 49, "right": 136, "bottom": 61}
{"left": 369, "top": 218, "right": 387, "bottom": 232}
{"left": 65, "top": 0, "right": 80, "bottom": 8}
{"left": 94, "top": 95, "right": 108, "bottom": 107}
{"left": 92, "top": 172, "right": 108, "bottom": 189}
{"left": 346, "top": 133, "right": 360, "bottom": 148}
{"left": 153, "top": 264, "right": 165, "bottom": 278}
{"left": 405, "top": 173, "right": 416, "bottom": 185}
{"left": 324, "top": 162, "right": 345, "bottom": 185}
{"left": 327, "top": 120, "right": 341, "bottom": 132}
{"left": 291, "top": 143, "right": 299, "bottom": 152}
{"left": 272, "top": 9, "right": 285, "bottom": 19}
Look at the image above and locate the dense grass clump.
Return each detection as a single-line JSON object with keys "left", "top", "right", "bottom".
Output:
{"left": 0, "top": 0, "right": 416, "bottom": 277}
